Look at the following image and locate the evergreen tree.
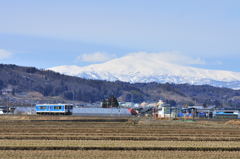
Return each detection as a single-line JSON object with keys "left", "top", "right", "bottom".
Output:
{"left": 108, "top": 96, "right": 119, "bottom": 108}
{"left": 102, "top": 99, "right": 108, "bottom": 108}
{"left": 102, "top": 96, "right": 119, "bottom": 108}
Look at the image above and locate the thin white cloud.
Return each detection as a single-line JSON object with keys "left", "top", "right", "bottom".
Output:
{"left": 76, "top": 52, "right": 115, "bottom": 63}
{"left": 129, "top": 51, "right": 206, "bottom": 65}
{"left": 76, "top": 51, "right": 205, "bottom": 66}
{"left": 156, "top": 52, "right": 206, "bottom": 65}
{"left": 0, "top": 49, "right": 12, "bottom": 60}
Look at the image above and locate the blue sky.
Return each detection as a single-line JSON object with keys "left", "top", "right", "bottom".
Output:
{"left": 0, "top": 0, "right": 240, "bottom": 71}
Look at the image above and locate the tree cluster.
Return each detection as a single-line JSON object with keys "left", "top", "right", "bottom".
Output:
{"left": 102, "top": 96, "right": 119, "bottom": 108}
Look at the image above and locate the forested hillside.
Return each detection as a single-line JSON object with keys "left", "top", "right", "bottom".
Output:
{"left": 0, "top": 64, "right": 240, "bottom": 108}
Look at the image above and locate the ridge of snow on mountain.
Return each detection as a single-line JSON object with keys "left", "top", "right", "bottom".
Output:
{"left": 49, "top": 53, "right": 240, "bottom": 89}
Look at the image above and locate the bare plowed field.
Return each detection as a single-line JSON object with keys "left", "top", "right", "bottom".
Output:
{"left": 0, "top": 115, "right": 240, "bottom": 158}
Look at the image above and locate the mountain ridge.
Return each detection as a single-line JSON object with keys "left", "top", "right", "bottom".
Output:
{"left": 50, "top": 53, "right": 240, "bottom": 89}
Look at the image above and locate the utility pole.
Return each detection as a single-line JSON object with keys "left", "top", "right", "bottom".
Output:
{"left": 72, "top": 91, "right": 75, "bottom": 101}
{"left": 7, "top": 96, "right": 9, "bottom": 107}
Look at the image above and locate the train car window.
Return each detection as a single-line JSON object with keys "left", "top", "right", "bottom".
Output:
{"left": 39, "top": 106, "right": 46, "bottom": 109}
{"left": 54, "top": 106, "right": 62, "bottom": 109}
{"left": 65, "top": 105, "right": 72, "bottom": 109}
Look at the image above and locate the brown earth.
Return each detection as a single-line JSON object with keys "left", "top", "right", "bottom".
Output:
{"left": 0, "top": 115, "right": 240, "bottom": 159}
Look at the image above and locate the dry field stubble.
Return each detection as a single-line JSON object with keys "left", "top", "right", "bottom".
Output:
{"left": 1, "top": 150, "right": 240, "bottom": 159}
{"left": 0, "top": 115, "right": 240, "bottom": 158}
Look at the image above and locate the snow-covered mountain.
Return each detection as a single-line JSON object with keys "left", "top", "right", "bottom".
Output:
{"left": 49, "top": 53, "right": 240, "bottom": 90}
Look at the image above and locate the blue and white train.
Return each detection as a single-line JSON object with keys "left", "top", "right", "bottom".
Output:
{"left": 36, "top": 104, "right": 73, "bottom": 115}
